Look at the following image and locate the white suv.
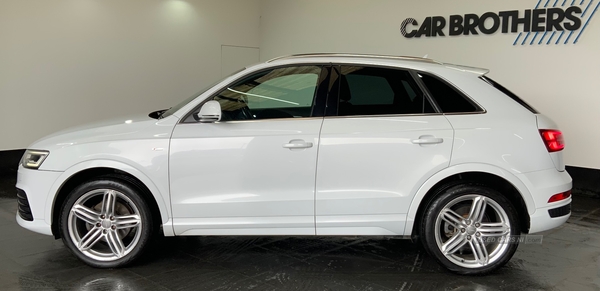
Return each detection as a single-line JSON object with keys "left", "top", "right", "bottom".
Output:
{"left": 16, "top": 54, "right": 572, "bottom": 274}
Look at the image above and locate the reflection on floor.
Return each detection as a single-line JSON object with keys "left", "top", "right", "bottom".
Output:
{"left": 0, "top": 191, "right": 599, "bottom": 290}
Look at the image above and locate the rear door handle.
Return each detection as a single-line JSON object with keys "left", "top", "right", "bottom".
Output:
{"left": 411, "top": 136, "right": 443, "bottom": 145}
{"left": 283, "top": 139, "right": 313, "bottom": 149}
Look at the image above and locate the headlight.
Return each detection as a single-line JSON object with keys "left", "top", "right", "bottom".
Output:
{"left": 21, "top": 150, "right": 49, "bottom": 169}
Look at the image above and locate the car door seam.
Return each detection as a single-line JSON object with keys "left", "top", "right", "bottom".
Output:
{"left": 443, "top": 114, "right": 456, "bottom": 167}
{"left": 313, "top": 117, "right": 325, "bottom": 235}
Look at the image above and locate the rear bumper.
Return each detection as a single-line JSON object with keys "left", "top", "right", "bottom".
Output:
{"left": 529, "top": 199, "right": 571, "bottom": 233}
{"left": 517, "top": 169, "right": 572, "bottom": 233}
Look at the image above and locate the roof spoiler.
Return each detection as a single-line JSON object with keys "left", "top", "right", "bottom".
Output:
{"left": 441, "top": 63, "right": 489, "bottom": 75}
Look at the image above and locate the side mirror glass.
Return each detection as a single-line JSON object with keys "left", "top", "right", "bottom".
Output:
{"left": 197, "top": 100, "right": 221, "bottom": 123}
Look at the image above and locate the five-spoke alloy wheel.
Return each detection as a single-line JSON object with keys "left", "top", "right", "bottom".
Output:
{"left": 60, "top": 178, "right": 152, "bottom": 268}
{"left": 421, "top": 184, "right": 520, "bottom": 275}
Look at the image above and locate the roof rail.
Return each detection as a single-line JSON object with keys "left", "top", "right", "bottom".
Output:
{"left": 266, "top": 53, "right": 440, "bottom": 64}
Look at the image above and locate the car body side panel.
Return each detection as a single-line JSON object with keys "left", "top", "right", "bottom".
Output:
{"left": 403, "top": 163, "right": 537, "bottom": 236}
{"left": 169, "top": 119, "right": 323, "bottom": 236}
{"left": 403, "top": 162, "right": 572, "bottom": 235}
{"left": 26, "top": 115, "right": 178, "bottom": 236}
{"left": 52, "top": 160, "right": 173, "bottom": 233}
{"left": 435, "top": 70, "right": 556, "bottom": 175}
{"left": 315, "top": 115, "right": 454, "bottom": 235}
{"left": 446, "top": 113, "right": 555, "bottom": 174}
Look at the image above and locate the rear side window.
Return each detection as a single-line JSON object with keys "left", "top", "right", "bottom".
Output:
{"left": 418, "top": 73, "right": 480, "bottom": 113}
{"left": 336, "top": 66, "right": 435, "bottom": 116}
{"left": 481, "top": 76, "right": 538, "bottom": 113}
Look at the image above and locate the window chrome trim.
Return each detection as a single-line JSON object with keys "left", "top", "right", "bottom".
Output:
{"left": 321, "top": 111, "right": 486, "bottom": 120}
{"left": 323, "top": 113, "right": 446, "bottom": 119}
{"left": 178, "top": 117, "right": 325, "bottom": 124}
{"left": 442, "top": 111, "right": 487, "bottom": 116}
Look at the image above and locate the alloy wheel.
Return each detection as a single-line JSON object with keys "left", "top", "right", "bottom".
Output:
{"left": 433, "top": 194, "right": 512, "bottom": 268}
{"left": 67, "top": 189, "right": 143, "bottom": 261}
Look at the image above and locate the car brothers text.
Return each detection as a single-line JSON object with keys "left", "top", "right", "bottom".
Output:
{"left": 401, "top": 7, "right": 582, "bottom": 38}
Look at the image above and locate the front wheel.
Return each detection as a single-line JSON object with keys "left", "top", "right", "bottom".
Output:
{"left": 421, "top": 184, "right": 520, "bottom": 275}
{"left": 59, "top": 178, "right": 153, "bottom": 268}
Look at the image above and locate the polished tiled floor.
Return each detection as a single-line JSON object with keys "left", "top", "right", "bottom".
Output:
{"left": 1, "top": 178, "right": 599, "bottom": 290}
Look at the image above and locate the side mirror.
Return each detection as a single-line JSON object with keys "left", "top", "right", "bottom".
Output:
{"left": 197, "top": 100, "right": 221, "bottom": 123}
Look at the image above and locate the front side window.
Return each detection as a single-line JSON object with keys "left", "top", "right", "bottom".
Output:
{"left": 213, "top": 66, "right": 322, "bottom": 121}
{"left": 336, "top": 66, "right": 435, "bottom": 116}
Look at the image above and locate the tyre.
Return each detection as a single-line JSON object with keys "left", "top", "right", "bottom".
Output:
{"left": 421, "top": 183, "right": 520, "bottom": 275}
{"left": 59, "top": 178, "right": 153, "bottom": 268}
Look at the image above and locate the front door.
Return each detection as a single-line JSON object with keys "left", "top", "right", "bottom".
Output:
{"left": 315, "top": 65, "right": 454, "bottom": 235}
{"left": 170, "top": 65, "right": 329, "bottom": 235}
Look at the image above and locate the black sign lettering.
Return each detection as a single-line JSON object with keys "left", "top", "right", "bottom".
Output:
{"left": 416, "top": 17, "right": 432, "bottom": 37}
{"left": 464, "top": 14, "right": 480, "bottom": 35}
{"left": 546, "top": 8, "right": 565, "bottom": 31}
{"left": 401, "top": 6, "right": 584, "bottom": 39}
{"left": 564, "top": 6, "right": 582, "bottom": 30}
{"left": 532, "top": 9, "right": 546, "bottom": 32}
{"left": 432, "top": 16, "right": 446, "bottom": 37}
{"left": 479, "top": 12, "right": 501, "bottom": 34}
{"left": 401, "top": 18, "right": 418, "bottom": 38}
{"left": 449, "top": 15, "right": 464, "bottom": 36}
{"left": 514, "top": 10, "right": 532, "bottom": 33}
{"left": 499, "top": 10, "right": 518, "bottom": 33}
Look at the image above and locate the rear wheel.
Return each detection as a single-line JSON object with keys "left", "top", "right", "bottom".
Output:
{"left": 59, "top": 178, "right": 152, "bottom": 268}
{"left": 421, "top": 184, "right": 520, "bottom": 275}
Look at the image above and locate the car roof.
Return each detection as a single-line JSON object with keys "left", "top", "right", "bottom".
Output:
{"left": 263, "top": 53, "right": 490, "bottom": 76}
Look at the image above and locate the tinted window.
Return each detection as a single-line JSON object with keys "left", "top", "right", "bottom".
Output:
{"left": 481, "top": 76, "right": 538, "bottom": 113}
{"left": 213, "top": 66, "right": 321, "bottom": 121}
{"left": 337, "top": 66, "right": 434, "bottom": 116}
{"left": 419, "top": 73, "right": 480, "bottom": 113}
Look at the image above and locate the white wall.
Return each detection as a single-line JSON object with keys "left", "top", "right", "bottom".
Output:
{"left": 259, "top": 0, "right": 600, "bottom": 169}
{"left": 0, "top": 0, "right": 260, "bottom": 150}
{"left": 2, "top": 0, "right": 598, "bottom": 169}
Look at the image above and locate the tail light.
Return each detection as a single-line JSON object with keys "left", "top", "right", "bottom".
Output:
{"left": 548, "top": 190, "right": 571, "bottom": 203}
{"left": 539, "top": 129, "right": 564, "bottom": 152}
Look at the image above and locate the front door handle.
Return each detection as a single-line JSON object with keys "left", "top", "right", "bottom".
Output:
{"left": 283, "top": 139, "right": 313, "bottom": 149}
{"left": 411, "top": 136, "right": 443, "bottom": 145}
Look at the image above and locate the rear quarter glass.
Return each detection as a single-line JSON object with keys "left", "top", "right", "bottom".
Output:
{"left": 480, "top": 76, "right": 538, "bottom": 114}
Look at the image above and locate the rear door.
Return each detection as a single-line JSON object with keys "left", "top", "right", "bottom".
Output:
{"left": 315, "top": 65, "right": 454, "bottom": 235}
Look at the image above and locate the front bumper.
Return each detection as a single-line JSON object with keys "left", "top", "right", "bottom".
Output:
{"left": 15, "top": 166, "right": 63, "bottom": 236}
{"left": 16, "top": 214, "right": 53, "bottom": 235}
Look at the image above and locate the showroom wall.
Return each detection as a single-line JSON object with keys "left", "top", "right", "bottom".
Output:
{"left": 259, "top": 0, "right": 600, "bottom": 170}
{"left": 2, "top": 0, "right": 598, "bottom": 170}
{"left": 0, "top": 0, "right": 260, "bottom": 150}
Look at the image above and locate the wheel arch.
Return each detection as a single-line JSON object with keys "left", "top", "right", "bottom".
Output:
{"left": 47, "top": 161, "right": 172, "bottom": 238}
{"left": 405, "top": 164, "right": 534, "bottom": 237}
